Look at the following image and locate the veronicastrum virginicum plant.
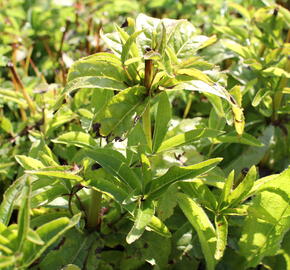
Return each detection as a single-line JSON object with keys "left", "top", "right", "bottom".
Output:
{"left": 59, "top": 14, "right": 245, "bottom": 225}
{"left": 20, "top": 13, "right": 246, "bottom": 267}
{"left": 0, "top": 12, "right": 290, "bottom": 270}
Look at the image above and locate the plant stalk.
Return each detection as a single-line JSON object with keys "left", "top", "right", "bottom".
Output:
{"left": 143, "top": 59, "right": 154, "bottom": 150}
{"left": 87, "top": 189, "right": 102, "bottom": 231}
{"left": 8, "top": 62, "right": 36, "bottom": 116}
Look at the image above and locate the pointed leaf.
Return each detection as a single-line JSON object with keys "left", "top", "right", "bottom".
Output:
{"left": 228, "top": 166, "right": 256, "bottom": 207}
{"left": 85, "top": 149, "right": 142, "bottom": 191}
{"left": 97, "top": 85, "right": 148, "bottom": 138}
{"left": 177, "top": 193, "right": 217, "bottom": 270}
{"left": 15, "top": 155, "right": 45, "bottom": 170}
{"left": 52, "top": 132, "right": 97, "bottom": 148}
{"left": 152, "top": 92, "right": 171, "bottom": 153}
{"left": 147, "top": 216, "right": 171, "bottom": 238}
{"left": 17, "top": 177, "right": 31, "bottom": 251}
{"left": 22, "top": 214, "right": 81, "bottom": 267}
{"left": 239, "top": 167, "right": 290, "bottom": 267}
{"left": 214, "top": 215, "right": 228, "bottom": 260}
{"left": 63, "top": 76, "right": 127, "bottom": 94}
{"left": 218, "top": 171, "right": 234, "bottom": 209}
{"left": 148, "top": 158, "right": 222, "bottom": 199}
{"left": 126, "top": 200, "right": 155, "bottom": 244}
{"left": 157, "top": 128, "right": 224, "bottom": 152}
{"left": 0, "top": 176, "right": 26, "bottom": 225}
{"left": 26, "top": 168, "right": 83, "bottom": 181}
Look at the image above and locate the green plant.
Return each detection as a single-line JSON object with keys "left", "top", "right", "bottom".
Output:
{"left": 0, "top": 2, "right": 290, "bottom": 270}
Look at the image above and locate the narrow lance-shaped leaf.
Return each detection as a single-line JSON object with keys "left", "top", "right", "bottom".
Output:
{"left": 152, "top": 92, "right": 171, "bottom": 153}
{"left": 15, "top": 155, "right": 45, "bottom": 170}
{"left": 17, "top": 176, "right": 31, "bottom": 252}
{"left": 148, "top": 158, "right": 222, "bottom": 199}
{"left": 0, "top": 176, "right": 26, "bottom": 225}
{"left": 126, "top": 200, "right": 155, "bottom": 244}
{"left": 22, "top": 214, "right": 81, "bottom": 268}
{"left": 227, "top": 166, "right": 256, "bottom": 208}
{"left": 25, "top": 169, "right": 83, "bottom": 182}
{"left": 121, "top": 30, "right": 143, "bottom": 64}
{"left": 157, "top": 128, "right": 224, "bottom": 153}
{"left": 85, "top": 149, "right": 142, "bottom": 191}
{"left": 214, "top": 215, "right": 228, "bottom": 261}
{"left": 214, "top": 132, "right": 263, "bottom": 147}
{"left": 63, "top": 76, "right": 127, "bottom": 95}
{"left": 96, "top": 85, "right": 148, "bottom": 138}
{"left": 239, "top": 167, "right": 290, "bottom": 267}
{"left": 177, "top": 193, "right": 217, "bottom": 270}
{"left": 232, "top": 105, "right": 245, "bottom": 135}
{"left": 52, "top": 132, "right": 97, "bottom": 148}
{"left": 140, "top": 153, "right": 152, "bottom": 190}
{"left": 218, "top": 171, "right": 234, "bottom": 210}
{"left": 147, "top": 216, "right": 171, "bottom": 238}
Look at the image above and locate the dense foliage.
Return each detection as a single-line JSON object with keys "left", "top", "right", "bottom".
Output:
{"left": 0, "top": 0, "right": 289, "bottom": 269}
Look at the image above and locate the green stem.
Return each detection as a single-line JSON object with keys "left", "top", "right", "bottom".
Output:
{"left": 143, "top": 59, "right": 154, "bottom": 151}
{"left": 143, "top": 104, "right": 152, "bottom": 151}
{"left": 8, "top": 62, "right": 36, "bottom": 116}
{"left": 87, "top": 189, "right": 102, "bottom": 231}
{"left": 183, "top": 93, "right": 193, "bottom": 118}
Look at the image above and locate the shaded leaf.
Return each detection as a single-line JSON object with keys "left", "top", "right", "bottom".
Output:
{"left": 177, "top": 193, "right": 217, "bottom": 270}
{"left": 239, "top": 167, "right": 290, "bottom": 267}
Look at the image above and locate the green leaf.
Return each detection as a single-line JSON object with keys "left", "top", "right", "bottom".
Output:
{"left": 227, "top": 166, "right": 256, "bottom": 208}
{"left": 222, "top": 40, "right": 252, "bottom": 59}
{"left": 85, "top": 149, "right": 142, "bottom": 191}
{"left": 17, "top": 177, "right": 31, "bottom": 251}
{"left": 148, "top": 158, "right": 222, "bottom": 199}
{"left": 218, "top": 171, "right": 234, "bottom": 209}
{"left": 214, "top": 215, "right": 228, "bottom": 261}
{"left": 140, "top": 153, "right": 152, "bottom": 189}
{"left": 88, "top": 177, "right": 129, "bottom": 206}
{"left": 27, "top": 229, "right": 44, "bottom": 245}
{"left": 25, "top": 169, "right": 83, "bottom": 181}
{"left": 22, "top": 214, "right": 81, "bottom": 267}
{"left": 97, "top": 85, "right": 148, "bottom": 138}
{"left": 0, "top": 88, "right": 27, "bottom": 107}
{"left": 239, "top": 167, "right": 290, "bottom": 267}
{"left": 177, "top": 193, "right": 217, "bottom": 270}
{"left": 62, "top": 265, "right": 81, "bottom": 270}
{"left": 67, "top": 52, "right": 124, "bottom": 81}
{"left": 232, "top": 105, "right": 245, "bottom": 135}
{"left": 0, "top": 116, "right": 13, "bottom": 135}
{"left": 152, "top": 92, "right": 171, "bottom": 153}
{"left": 146, "top": 216, "right": 171, "bottom": 238}
{"left": 39, "top": 229, "right": 97, "bottom": 270}
{"left": 126, "top": 200, "right": 155, "bottom": 244}
{"left": 181, "top": 80, "right": 236, "bottom": 105}
{"left": 205, "top": 93, "right": 225, "bottom": 118}
{"left": 52, "top": 132, "right": 97, "bottom": 148}
{"left": 0, "top": 176, "right": 26, "bottom": 225}
{"left": 157, "top": 128, "right": 224, "bottom": 152}
{"left": 179, "top": 181, "right": 218, "bottom": 211}
{"left": 157, "top": 185, "right": 178, "bottom": 221}
{"left": 262, "top": 67, "right": 290, "bottom": 78}
{"left": 15, "top": 155, "right": 45, "bottom": 170}
{"left": 215, "top": 132, "right": 263, "bottom": 147}
{"left": 0, "top": 255, "right": 16, "bottom": 268}
{"left": 63, "top": 76, "right": 127, "bottom": 94}
{"left": 176, "top": 68, "right": 213, "bottom": 84}
{"left": 121, "top": 30, "right": 143, "bottom": 64}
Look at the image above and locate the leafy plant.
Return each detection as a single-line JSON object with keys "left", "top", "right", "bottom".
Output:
{"left": 0, "top": 1, "right": 289, "bottom": 270}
